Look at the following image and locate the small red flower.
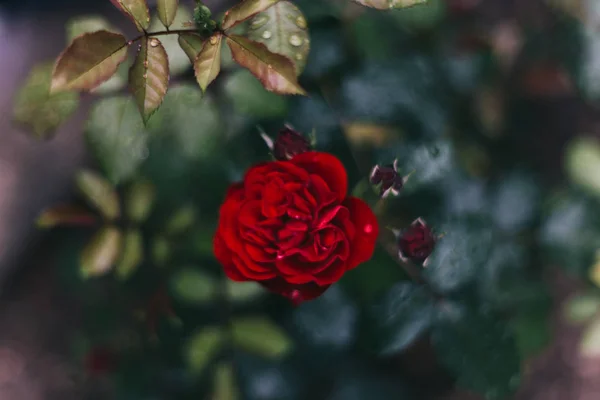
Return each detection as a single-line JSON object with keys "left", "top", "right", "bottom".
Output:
{"left": 213, "top": 152, "right": 379, "bottom": 304}
{"left": 398, "top": 218, "right": 436, "bottom": 265}
{"left": 262, "top": 126, "right": 312, "bottom": 161}
{"left": 369, "top": 160, "right": 408, "bottom": 198}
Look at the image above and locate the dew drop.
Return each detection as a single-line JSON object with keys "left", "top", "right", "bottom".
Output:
{"left": 149, "top": 38, "right": 160, "bottom": 47}
{"left": 209, "top": 35, "right": 218, "bottom": 45}
{"left": 289, "top": 34, "right": 303, "bottom": 47}
{"left": 262, "top": 30, "right": 272, "bottom": 39}
{"left": 295, "top": 53, "right": 303, "bottom": 61}
{"left": 295, "top": 16, "right": 307, "bottom": 29}
{"left": 250, "top": 15, "right": 269, "bottom": 29}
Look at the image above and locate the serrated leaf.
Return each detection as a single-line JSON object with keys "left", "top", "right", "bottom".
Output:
{"left": 432, "top": 306, "right": 521, "bottom": 400}
{"left": 51, "top": 31, "right": 129, "bottom": 93}
{"left": 194, "top": 33, "right": 222, "bottom": 92}
{"left": 75, "top": 170, "right": 121, "bottom": 220}
{"left": 226, "top": 34, "right": 306, "bottom": 95}
{"left": 185, "top": 327, "right": 225, "bottom": 375}
{"left": 247, "top": 1, "right": 310, "bottom": 74}
{"left": 129, "top": 37, "right": 170, "bottom": 122}
{"left": 115, "top": 229, "right": 144, "bottom": 280}
{"left": 170, "top": 268, "right": 219, "bottom": 305}
{"left": 37, "top": 204, "right": 97, "bottom": 228}
{"left": 148, "top": 5, "right": 193, "bottom": 76}
{"left": 85, "top": 96, "right": 148, "bottom": 184}
{"left": 125, "top": 179, "right": 156, "bottom": 223}
{"left": 231, "top": 316, "right": 292, "bottom": 359}
{"left": 222, "top": 0, "right": 281, "bottom": 31}
{"left": 80, "top": 226, "right": 123, "bottom": 278}
{"left": 369, "top": 282, "right": 435, "bottom": 355}
{"left": 157, "top": 0, "right": 179, "bottom": 28}
{"left": 213, "top": 362, "right": 239, "bottom": 400}
{"left": 12, "top": 62, "right": 79, "bottom": 138}
{"left": 178, "top": 33, "right": 205, "bottom": 62}
{"left": 352, "top": 0, "right": 427, "bottom": 9}
{"left": 66, "top": 15, "right": 117, "bottom": 44}
{"left": 110, "top": 0, "right": 150, "bottom": 31}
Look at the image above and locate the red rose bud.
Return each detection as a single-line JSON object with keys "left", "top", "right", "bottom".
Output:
{"left": 213, "top": 151, "right": 379, "bottom": 305}
{"left": 84, "top": 347, "right": 117, "bottom": 376}
{"left": 261, "top": 125, "right": 312, "bottom": 161}
{"left": 369, "top": 160, "right": 408, "bottom": 198}
{"left": 398, "top": 218, "right": 436, "bottom": 265}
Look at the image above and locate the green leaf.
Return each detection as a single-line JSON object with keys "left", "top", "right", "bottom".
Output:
{"left": 37, "top": 204, "right": 97, "bottom": 228}
{"left": 129, "top": 36, "right": 170, "bottom": 122}
{"left": 581, "top": 316, "right": 600, "bottom": 357}
{"left": 223, "top": 69, "right": 288, "bottom": 118}
{"left": 352, "top": 0, "right": 427, "bottom": 9}
{"left": 213, "top": 362, "right": 240, "bottom": 400}
{"left": 432, "top": 306, "right": 521, "bottom": 400}
{"left": 178, "top": 33, "right": 205, "bottom": 63}
{"left": 368, "top": 282, "right": 435, "bottom": 355}
{"left": 85, "top": 96, "right": 148, "bottom": 185}
{"left": 110, "top": 0, "right": 151, "bottom": 31}
{"left": 125, "top": 179, "right": 156, "bottom": 223}
{"left": 511, "top": 305, "right": 551, "bottom": 360}
{"left": 169, "top": 268, "right": 218, "bottom": 305}
{"left": 75, "top": 170, "right": 121, "bottom": 220}
{"left": 194, "top": 33, "right": 222, "bottom": 93}
{"left": 151, "top": 235, "right": 171, "bottom": 266}
{"left": 226, "top": 34, "right": 306, "bottom": 95}
{"left": 231, "top": 316, "right": 293, "bottom": 359}
{"left": 246, "top": 1, "right": 310, "bottom": 74}
{"left": 165, "top": 204, "right": 197, "bottom": 235}
{"left": 566, "top": 136, "right": 600, "bottom": 198}
{"left": 65, "top": 15, "right": 117, "bottom": 43}
{"left": 564, "top": 292, "right": 600, "bottom": 324}
{"left": 185, "top": 327, "right": 225, "bottom": 375}
{"left": 115, "top": 229, "right": 144, "bottom": 280}
{"left": 148, "top": 5, "right": 194, "bottom": 76}
{"left": 221, "top": 0, "right": 281, "bottom": 31}
{"left": 227, "top": 281, "right": 265, "bottom": 303}
{"left": 157, "top": 0, "right": 179, "bottom": 28}
{"left": 80, "top": 226, "right": 123, "bottom": 278}
{"left": 12, "top": 62, "right": 79, "bottom": 138}
{"left": 51, "top": 31, "right": 129, "bottom": 93}
{"left": 391, "top": 0, "right": 445, "bottom": 30}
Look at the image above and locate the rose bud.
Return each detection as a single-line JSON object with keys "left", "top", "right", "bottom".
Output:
{"left": 398, "top": 218, "right": 436, "bottom": 265}
{"left": 369, "top": 159, "right": 410, "bottom": 198}
{"left": 213, "top": 151, "right": 379, "bottom": 305}
{"left": 261, "top": 125, "right": 312, "bottom": 161}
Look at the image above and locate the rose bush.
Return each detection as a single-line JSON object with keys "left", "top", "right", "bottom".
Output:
{"left": 213, "top": 151, "right": 379, "bottom": 304}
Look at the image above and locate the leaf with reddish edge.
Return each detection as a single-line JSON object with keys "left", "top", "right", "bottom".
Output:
{"left": 194, "top": 33, "right": 222, "bottom": 93}
{"left": 178, "top": 33, "right": 205, "bottom": 63}
{"left": 221, "top": 0, "right": 281, "bottom": 31}
{"left": 352, "top": 0, "right": 427, "bottom": 9}
{"left": 51, "top": 31, "right": 129, "bottom": 93}
{"left": 129, "top": 37, "right": 170, "bottom": 123}
{"left": 110, "top": 0, "right": 150, "bottom": 31}
{"left": 157, "top": 0, "right": 179, "bottom": 28}
{"left": 226, "top": 34, "right": 306, "bottom": 95}
{"left": 37, "top": 205, "right": 97, "bottom": 228}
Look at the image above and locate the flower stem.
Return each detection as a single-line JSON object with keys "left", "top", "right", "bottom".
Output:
{"left": 129, "top": 29, "right": 204, "bottom": 45}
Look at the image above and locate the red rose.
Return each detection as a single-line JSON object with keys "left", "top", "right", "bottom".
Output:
{"left": 213, "top": 152, "right": 379, "bottom": 304}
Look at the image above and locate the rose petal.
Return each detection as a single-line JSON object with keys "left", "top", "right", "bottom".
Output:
{"left": 214, "top": 232, "right": 246, "bottom": 281}
{"left": 291, "top": 152, "right": 348, "bottom": 202}
{"left": 260, "top": 278, "right": 331, "bottom": 305}
{"left": 342, "top": 197, "right": 379, "bottom": 270}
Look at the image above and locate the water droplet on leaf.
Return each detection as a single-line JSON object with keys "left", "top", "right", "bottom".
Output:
{"left": 149, "top": 38, "right": 160, "bottom": 47}
{"left": 295, "top": 16, "right": 307, "bottom": 29}
{"left": 209, "top": 36, "right": 218, "bottom": 45}
{"left": 289, "top": 34, "right": 303, "bottom": 47}
{"left": 262, "top": 30, "right": 272, "bottom": 39}
{"left": 250, "top": 15, "right": 269, "bottom": 29}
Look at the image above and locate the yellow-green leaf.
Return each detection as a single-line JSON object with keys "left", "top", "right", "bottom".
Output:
{"left": 247, "top": 1, "right": 310, "bottom": 74}
{"left": 226, "top": 35, "right": 306, "bottom": 95}
{"left": 213, "top": 362, "right": 240, "bottom": 400}
{"left": 170, "top": 268, "right": 219, "bottom": 305}
{"left": 125, "top": 179, "right": 156, "bottom": 223}
{"left": 75, "top": 170, "right": 121, "bottom": 220}
{"left": 129, "top": 37, "right": 170, "bottom": 122}
{"left": 231, "top": 316, "right": 293, "bottom": 359}
{"left": 157, "top": 0, "right": 179, "bottom": 28}
{"left": 222, "top": 0, "right": 281, "bottom": 31}
{"left": 110, "top": 0, "right": 151, "bottom": 31}
{"left": 194, "top": 33, "right": 222, "bottom": 92}
{"left": 12, "top": 62, "right": 79, "bottom": 139}
{"left": 149, "top": 5, "right": 193, "bottom": 76}
{"left": 227, "top": 281, "right": 265, "bottom": 303}
{"left": 37, "top": 204, "right": 97, "bottom": 228}
{"left": 566, "top": 136, "right": 600, "bottom": 198}
{"left": 80, "top": 226, "right": 123, "bottom": 278}
{"left": 352, "top": 0, "right": 427, "bottom": 9}
{"left": 51, "top": 31, "right": 129, "bottom": 93}
{"left": 152, "top": 235, "right": 171, "bottom": 266}
{"left": 580, "top": 316, "right": 600, "bottom": 357}
{"left": 166, "top": 204, "right": 197, "bottom": 235}
{"left": 185, "top": 327, "right": 225, "bottom": 375}
{"left": 178, "top": 33, "right": 205, "bottom": 63}
{"left": 116, "top": 229, "right": 144, "bottom": 280}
